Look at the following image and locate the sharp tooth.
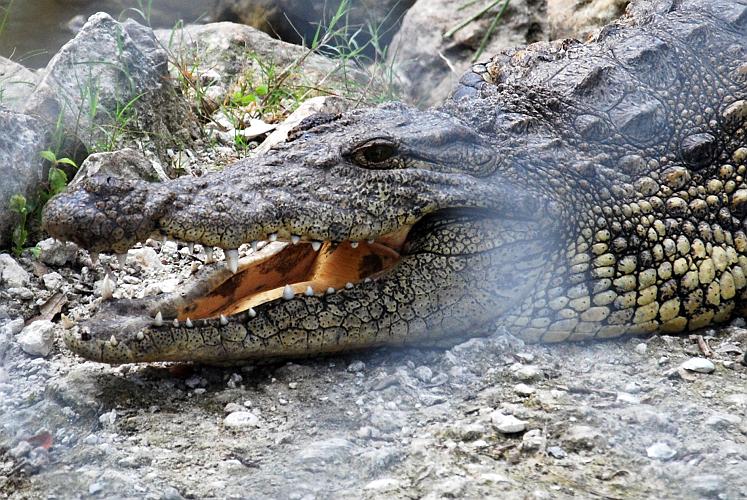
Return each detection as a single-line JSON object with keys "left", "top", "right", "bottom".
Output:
{"left": 326, "top": 287, "right": 335, "bottom": 294}
{"left": 109, "top": 335, "right": 118, "bottom": 346}
{"left": 269, "top": 233, "right": 278, "bottom": 242}
{"left": 186, "top": 318, "right": 193, "bottom": 328}
{"left": 116, "top": 253, "right": 127, "bottom": 267}
{"left": 291, "top": 235, "right": 301, "bottom": 245}
{"left": 305, "top": 286, "right": 314, "bottom": 296}
{"left": 350, "top": 241, "right": 358, "bottom": 249}
{"left": 188, "top": 242, "right": 194, "bottom": 254}
{"left": 205, "top": 247, "right": 214, "bottom": 262}
{"left": 101, "top": 274, "right": 115, "bottom": 301}
{"left": 173, "top": 319, "right": 179, "bottom": 327}
{"left": 226, "top": 249, "right": 239, "bottom": 273}
{"left": 311, "top": 241, "right": 322, "bottom": 251}
{"left": 248, "top": 308, "right": 257, "bottom": 318}
{"left": 136, "top": 331, "right": 145, "bottom": 341}
{"left": 367, "top": 239, "right": 375, "bottom": 244}
{"left": 345, "top": 282, "right": 354, "bottom": 289}
{"left": 90, "top": 252, "right": 99, "bottom": 264}
{"left": 220, "top": 314, "right": 229, "bottom": 326}
{"left": 283, "top": 284, "right": 294, "bottom": 300}
{"left": 251, "top": 241, "right": 259, "bottom": 252}
{"left": 154, "top": 311, "right": 163, "bottom": 327}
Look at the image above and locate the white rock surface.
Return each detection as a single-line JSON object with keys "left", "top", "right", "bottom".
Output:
{"left": 17, "top": 320, "right": 55, "bottom": 357}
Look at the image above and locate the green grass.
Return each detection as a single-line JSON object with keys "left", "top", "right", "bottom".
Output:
{"left": 446, "top": 0, "right": 511, "bottom": 62}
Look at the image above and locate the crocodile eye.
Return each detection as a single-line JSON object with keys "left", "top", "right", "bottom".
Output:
{"left": 350, "top": 139, "right": 400, "bottom": 169}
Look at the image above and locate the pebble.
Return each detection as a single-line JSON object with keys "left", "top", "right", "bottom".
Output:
{"left": 9, "top": 440, "right": 32, "bottom": 458}
{"left": 347, "top": 360, "right": 366, "bottom": 373}
{"left": 224, "top": 411, "right": 260, "bottom": 428}
{"left": 17, "top": 320, "right": 55, "bottom": 357}
{"left": 128, "top": 248, "right": 163, "bottom": 271}
{"left": 223, "top": 403, "right": 244, "bottom": 413}
{"left": 634, "top": 342, "right": 648, "bottom": 355}
{"left": 37, "top": 238, "right": 78, "bottom": 266}
{"left": 514, "top": 383, "right": 536, "bottom": 396}
{"left": 646, "top": 441, "right": 677, "bottom": 459}
{"left": 490, "top": 411, "right": 528, "bottom": 433}
{"left": 562, "top": 425, "right": 603, "bottom": 451}
{"left": 42, "top": 271, "right": 64, "bottom": 290}
{"left": 414, "top": 365, "right": 433, "bottom": 383}
{"left": 99, "top": 409, "right": 117, "bottom": 425}
{"left": 511, "top": 364, "right": 543, "bottom": 381}
{"left": 452, "top": 422, "right": 486, "bottom": 442}
{"left": 364, "top": 478, "right": 401, "bottom": 491}
{"left": 689, "top": 474, "right": 725, "bottom": 496}
{"left": 547, "top": 446, "right": 567, "bottom": 459}
{"left": 680, "top": 357, "right": 715, "bottom": 373}
{"left": 705, "top": 413, "right": 742, "bottom": 429}
{"left": 0, "top": 253, "right": 30, "bottom": 287}
{"left": 521, "top": 429, "right": 546, "bottom": 453}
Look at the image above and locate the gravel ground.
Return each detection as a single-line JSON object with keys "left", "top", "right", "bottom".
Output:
{"left": 1, "top": 241, "right": 746, "bottom": 499}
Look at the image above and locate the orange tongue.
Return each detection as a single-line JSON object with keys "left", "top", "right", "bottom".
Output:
{"left": 177, "top": 240, "right": 401, "bottom": 320}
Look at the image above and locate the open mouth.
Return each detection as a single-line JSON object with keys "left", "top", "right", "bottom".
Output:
{"left": 170, "top": 228, "right": 410, "bottom": 324}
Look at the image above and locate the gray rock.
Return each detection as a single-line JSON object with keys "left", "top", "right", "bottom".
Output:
{"left": 17, "top": 320, "right": 55, "bottom": 357}
{"left": 364, "top": 478, "right": 401, "bottom": 492}
{"left": 634, "top": 342, "right": 648, "bottom": 355}
{"left": 511, "top": 364, "right": 543, "bottom": 382}
{"left": 521, "top": 429, "right": 546, "bottom": 453}
{"left": 389, "top": 0, "right": 547, "bottom": 107}
{"left": 9, "top": 440, "right": 32, "bottom": 458}
{"left": 296, "top": 438, "right": 355, "bottom": 466}
{"left": 129, "top": 247, "right": 163, "bottom": 271}
{"left": 224, "top": 411, "right": 260, "bottom": 428}
{"left": 0, "top": 253, "right": 30, "bottom": 287}
{"left": 69, "top": 148, "right": 168, "bottom": 190}
{"left": 646, "top": 441, "right": 677, "bottom": 460}
{"left": 490, "top": 411, "right": 527, "bottom": 434}
{"left": 689, "top": 474, "right": 725, "bottom": 496}
{"left": 561, "top": 425, "right": 604, "bottom": 451}
{"left": 0, "top": 56, "right": 39, "bottom": 112}
{"left": 547, "top": 446, "right": 567, "bottom": 459}
{"left": 451, "top": 421, "right": 487, "bottom": 442}
{"left": 25, "top": 13, "right": 194, "bottom": 162}
{"left": 0, "top": 111, "right": 49, "bottom": 248}
{"left": 413, "top": 365, "right": 433, "bottom": 383}
{"left": 680, "top": 357, "right": 716, "bottom": 374}
{"left": 42, "top": 271, "right": 64, "bottom": 291}
{"left": 514, "top": 383, "right": 536, "bottom": 396}
{"left": 547, "top": 0, "right": 629, "bottom": 39}
{"left": 705, "top": 413, "right": 742, "bottom": 429}
{"left": 37, "top": 238, "right": 79, "bottom": 266}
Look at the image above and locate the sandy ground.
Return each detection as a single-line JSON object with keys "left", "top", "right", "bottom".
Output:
{"left": 1, "top": 243, "right": 746, "bottom": 500}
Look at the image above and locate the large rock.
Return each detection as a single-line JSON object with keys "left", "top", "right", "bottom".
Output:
{"left": 213, "top": 0, "right": 414, "bottom": 53}
{"left": 69, "top": 148, "right": 169, "bottom": 190}
{"left": 23, "top": 13, "right": 196, "bottom": 162}
{"left": 548, "top": 0, "right": 630, "bottom": 39}
{"left": 0, "top": 110, "right": 50, "bottom": 248}
{"left": 388, "top": 0, "right": 548, "bottom": 107}
{"left": 155, "top": 22, "right": 372, "bottom": 104}
{"left": 0, "top": 56, "right": 39, "bottom": 112}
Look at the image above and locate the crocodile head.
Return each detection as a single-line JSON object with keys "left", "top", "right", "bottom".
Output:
{"left": 42, "top": 102, "right": 559, "bottom": 363}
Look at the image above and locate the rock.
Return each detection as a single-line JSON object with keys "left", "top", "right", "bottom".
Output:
{"left": 99, "top": 409, "right": 117, "bottom": 425}
{"left": 413, "top": 365, "right": 433, "bottom": 383}
{"left": 0, "top": 56, "right": 39, "bottom": 112}
{"left": 561, "top": 425, "right": 604, "bottom": 451}
{"left": 17, "top": 320, "right": 55, "bottom": 357}
{"left": 69, "top": 148, "right": 168, "bottom": 189}
{"left": 689, "top": 474, "right": 725, "bottom": 496}
{"left": 389, "top": 0, "right": 547, "bottom": 107}
{"left": 154, "top": 23, "right": 370, "bottom": 107}
{"left": 9, "top": 440, "right": 32, "bottom": 458}
{"left": 0, "top": 111, "right": 49, "bottom": 248}
{"left": 212, "top": 0, "right": 413, "bottom": 55}
{"left": 705, "top": 413, "right": 742, "bottom": 429}
{"left": 347, "top": 360, "right": 366, "bottom": 373}
{"left": 25, "top": 13, "right": 195, "bottom": 163}
{"left": 680, "top": 357, "right": 716, "bottom": 374}
{"left": 521, "top": 429, "right": 546, "bottom": 453}
{"left": 547, "top": 0, "right": 629, "bottom": 39}
{"left": 296, "top": 438, "right": 355, "bottom": 466}
{"left": 511, "top": 364, "right": 543, "bottom": 381}
{"left": 42, "top": 271, "right": 64, "bottom": 290}
{"left": 37, "top": 238, "right": 79, "bottom": 266}
{"left": 0, "top": 253, "right": 30, "bottom": 287}
{"left": 646, "top": 441, "right": 677, "bottom": 460}
{"left": 547, "top": 446, "right": 567, "bottom": 459}
{"left": 451, "top": 422, "right": 487, "bottom": 442}
{"left": 634, "top": 342, "right": 648, "bottom": 355}
{"left": 364, "top": 478, "right": 401, "bottom": 492}
{"left": 224, "top": 411, "right": 260, "bottom": 428}
{"left": 129, "top": 247, "right": 163, "bottom": 271}
{"left": 490, "top": 411, "right": 527, "bottom": 434}
{"left": 514, "top": 383, "right": 536, "bottom": 396}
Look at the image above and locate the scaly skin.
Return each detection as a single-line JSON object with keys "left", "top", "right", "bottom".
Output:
{"left": 43, "top": 0, "right": 747, "bottom": 364}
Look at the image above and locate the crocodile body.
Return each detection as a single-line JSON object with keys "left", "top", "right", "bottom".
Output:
{"left": 43, "top": 0, "right": 747, "bottom": 364}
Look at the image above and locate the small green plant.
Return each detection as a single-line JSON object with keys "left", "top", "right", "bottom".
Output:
{"left": 39, "top": 150, "right": 77, "bottom": 198}
{"left": 8, "top": 194, "right": 29, "bottom": 256}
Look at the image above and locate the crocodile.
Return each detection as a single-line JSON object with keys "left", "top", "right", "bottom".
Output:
{"left": 42, "top": 0, "right": 747, "bottom": 364}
